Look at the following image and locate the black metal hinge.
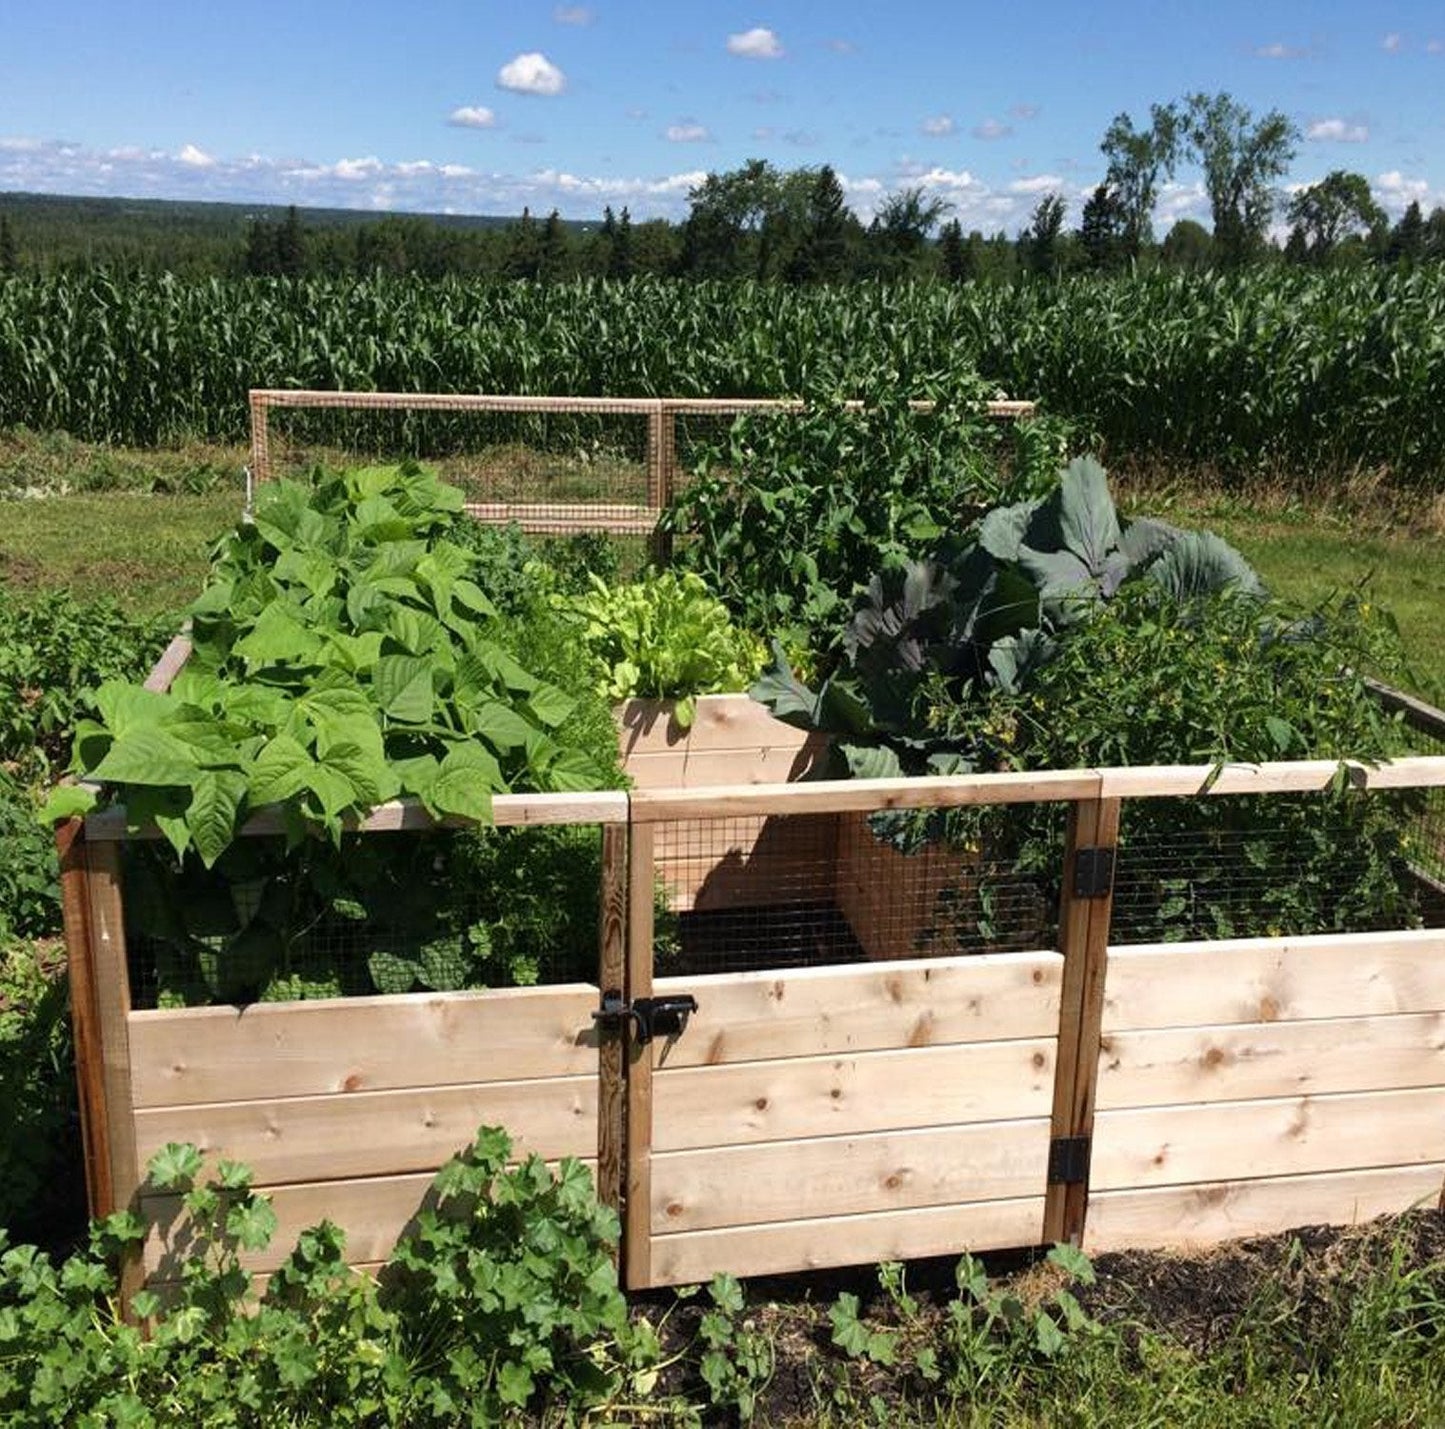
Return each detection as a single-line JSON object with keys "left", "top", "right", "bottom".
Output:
{"left": 1048, "top": 1135, "right": 1092, "bottom": 1186}
{"left": 1073, "top": 847, "right": 1115, "bottom": 899}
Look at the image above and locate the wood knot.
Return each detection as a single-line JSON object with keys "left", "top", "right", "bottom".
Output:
{"left": 884, "top": 1172, "right": 905, "bottom": 1191}
{"left": 342, "top": 1072, "right": 363, "bottom": 1093}
{"left": 1202, "top": 1046, "right": 1227, "bottom": 1070}
{"left": 1031, "top": 968, "right": 1045, "bottom": 985}
{"left": 666, "top": 1202, "right": 684, "bottom": 1219}
{"left": 1032, "top": 1051, "right": 1047, "bottom": 1071}
{"left": 830, "top": 1087, "right": 843, "bottom": 1101}
{"left": 754, "top": 1096, "right": 768, "bottom": 1112}
{"left": 1258, "top": 996, "right": 1281, "bottom": 1022}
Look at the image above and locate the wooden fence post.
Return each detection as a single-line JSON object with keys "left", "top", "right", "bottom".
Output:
{"left": 1042, "top": 795, "right": 1121, "bottom": 1245}
{"left": 596, "top": 824, "right": 628, "bottom": 1225}
{"left": 248, "top": 390, "right": 271, "bottom": 485}
{"left": 645, "top": 403, "right": 675, "bottom": 567}
{"left": 57, "top": 822, "right": 144, "bottom": 1302}
{"left": 623, "top": 824, "right": 656, "bottom": 1289}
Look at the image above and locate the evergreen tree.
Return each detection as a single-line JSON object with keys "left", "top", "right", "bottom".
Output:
{"left": 0, "top": 214, "right": 18, "bottom": 273}
{"left": 1078, "top": 184, "right": 1128, "bottom": 271}
{"left": 938, "top": 219, "right": 966, "bottom": 282}
{"left": 242, "top": 218, "right": 278, "bottom": 276}
{"left": 788, "top": 164, "right": 851, "bottom": 283}
{"left": 505, "top": 207, "right": 541, "bottom": 280}
{"left": 1019, "top": 193, "right": 1066, "bottom": 277}
{"left": 1388, "top": 201, "right": 1425, "bottom": 265}
{"left": 539, "top": 209, "right": 568, "bottom": 281}
{"left": 609, "top": 207, "right": 635, "bottom": 279}
{"left": 275, "top": 205, "right": 306, "bottom": 278}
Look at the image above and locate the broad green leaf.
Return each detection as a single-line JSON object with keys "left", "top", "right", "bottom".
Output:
{"left": 524, "top": 681, "right": 576, "bottom": 730}
{"left": 429, "top": 744, "right": 500, "bottom": 822}
{"left": 1057, "top": 455, "right": 1122, "bottom": 575}
{"left": 368, "top": 951, "right": 420, "bottom": 995}
{"left": 39, "top": 783, "right": 97, "bottom": 823}
{"left": 90, "top": 727, "right": 200, "bottom": 788}
{"left": 466, "top": 699, "right": 542, "bottom": 751}
{"left": 543, "top": 747, "right": 605, "bottom": 793}
{"left": 233, "top": 600, "right": 324, "bottom": 669}
{"left": 374, "top": 654, "right": 436, "bottom": 724}
{"left": 94, "top": 682, "right": 173, "bottom": 737}
{"left": 247, "top": 734, "right": 314, "bottom": 807}
{"left": 184, "top": 769, "right": 249, "bottom": 868}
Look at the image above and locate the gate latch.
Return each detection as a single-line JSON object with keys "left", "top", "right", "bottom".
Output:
{"left": 593, "top": 992, "right": 699, "bottom": 1045}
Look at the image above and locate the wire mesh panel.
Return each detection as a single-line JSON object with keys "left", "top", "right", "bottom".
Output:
{"left": 1109, "top": 789, "right": 1441, "bottom": 945}
{"left": 649, "top": 803, "right": 1066, "bottom": 977}
{"left": 122, "top": 822, "right": 606, "bottom": 1009}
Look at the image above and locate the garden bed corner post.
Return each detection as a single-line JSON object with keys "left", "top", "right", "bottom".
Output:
{"left": 597, "top": 824, "right": 628, "bottom": 1232}
{"left": 1043, "top": 792, "right": 1121, "bottom": 1246}
{"left": 56, "top": 817, "right": 145, "bottom": 1303}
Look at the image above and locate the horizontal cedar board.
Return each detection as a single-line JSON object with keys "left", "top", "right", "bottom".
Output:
{"left": 650, "top": 952, "right": 1062, "bottom": 1067}
{"left": 142, "top": 1160, "right": 597, "bottom": 1277}
{"left": 616, "top": 695, "right": 821, "bottom": 757}
{"left": 133, "top": 1074, "right": 597, "bottom": 1186}
{"left": 624, "top": 747, "right": 829, "bottom": 789}
{"left": 128, "top": 983, "right": 599, "bottom": 1108}
{"left": 650, "top": 1118, "right": 1050, "bottom": 1233}
{"left": 652, "top": 1038, "right": 1055, "bottom": 1151}
{"left": 1103, "top": 930, "right": 1445, "bottom": 1031}
{"left": 648, "top": 1196, "right": 1047, "bottom": 1287}
{"left": 1086, "top": 1162, "right": 1445, "bottom": 1253}
{"left": 1091, "top": 1086, "right": 1445, "bottom": 1192}
{"left": 1097, "top": 1011, "right": 1445, "bottom": 1109}
{"left": 464, "top": 503, "right": 657, "bottom": 536}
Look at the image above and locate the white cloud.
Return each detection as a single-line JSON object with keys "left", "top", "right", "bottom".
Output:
{"left": 1009, "top": 173, "right": 1063, "bottom": 195}
{"left": 920, "top": 114, "right": 955, "bottom": 137}
{"left": 665, "top": 122, "right": 710, "bottom": 143}
{"left": 497, "top": 52, "right": 566, "bottom": 96}
{"left": 972, "top": 119, "right": 1013, "bottom": 141}
{"left": 332, "top": 156, "right": 384, "bottom": 180}
{"left": 727, "top": 27, "right": 783, "bottom": 59}
{"left": 553, "top": 5, "right": 592, "bottom": 24}
{"left": 1008, "top": 103, "right": 1039, "bottom": 121}
{"left": 1373, "top": 170, "right": 1444, "bottom": 215}
{"left": 447, "top": 105, "right": 496, "bottom": 129}
{"left": 1254, "top": 41, "right": 1309, "bottom": 59}
{"left": 1306, "top": 118, "right": 1369, "bottom": 143}
{"left": 176, "top": 142, "right": 215, "bottom": 168}
{"left": 1382, "top": 32, "right": 1403, "bottom": 53}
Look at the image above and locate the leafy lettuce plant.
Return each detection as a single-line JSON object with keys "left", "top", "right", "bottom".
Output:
{"left": 43, "top": 463, "right": 614, "bottom": 865}
{"left": 562, "top": 570, "right": 765, "bottom": 729}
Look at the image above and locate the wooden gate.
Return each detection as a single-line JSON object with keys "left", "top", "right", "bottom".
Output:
{"left": 616, "top": 796, "right": 1116, "bottom": 1289}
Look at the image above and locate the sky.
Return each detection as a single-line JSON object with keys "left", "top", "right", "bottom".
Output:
{"left": 3, "top": 1, "right": 1444, "bottom": 234}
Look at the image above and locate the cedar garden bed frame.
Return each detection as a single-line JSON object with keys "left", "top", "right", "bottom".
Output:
{"left": 59, "top": 681, "right": 1445, "bottom": 1299}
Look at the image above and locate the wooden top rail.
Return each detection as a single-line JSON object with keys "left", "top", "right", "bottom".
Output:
{"left": 248, "top": 390, "right": 1036, "bottom": 421}
{"left": 1367, "top": 678, "right": 1445, "bottom": 743}
{"left": 84, "top": 789, "right": 630, "bottom": 842}
{"left": 628, "top": 756, "right": 1445, "bottom": 823}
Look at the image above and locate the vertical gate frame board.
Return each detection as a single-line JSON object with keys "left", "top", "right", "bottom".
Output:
{"left": 60, "top": 825, "right": 145, "bottom": 1301}
{"left": 597, "top": 825, "right": 628, "bottom": 1225}
{"left": 624, "top": 823, "right": 657, "bottom": 1288}
{"left": 1043, "top": 795, "right": 1121, "bottom": 1245}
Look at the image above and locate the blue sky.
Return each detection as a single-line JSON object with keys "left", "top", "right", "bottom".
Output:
{"left": 3, "top": 1, "right": 1443, "bottom": 232}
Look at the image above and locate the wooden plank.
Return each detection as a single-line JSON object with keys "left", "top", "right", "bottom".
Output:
{"left": 651, "top": 1119, "right": 1051, "bottom": 1233}
{"left": 616, "top": 695, "right": 824, "bottom": 758}
{"left": 1091, "top": 1087, "right": 1445, "bottom": 1192}
{"left": 653, "top": 1038, "right": 1056, "bottom": 1151}
{"left": 128, "top": 984, "right": 600, "bottom": 1108}
{"left": 133, "top": 1075, "right": 598, "bottom": 1186}
{"left": 253, "top": 389, "right": 663, "bottom": 415}
{"left": 1086, "top": 1163, "right": 1445, "bottom": 1253}
{"left": 1367, "top": 677, "right": 1445, "bottom": 740}
{"left": 596, "top": 824, "right": 627, "bottom": 1219}
{"left": 624, "top": 823, "right": 656, "bottom": 1288}
{"left": 1097, "top": 1012, "right": 1445, "bottom": 1109}
{"left": 86, "top": 789, "right": 629, "bottom": 842}
{"left": 651, "top": 952, "right": 1062, "bottom": 1067}
{"left": 1103, "top": 930, "right": 1445, "bottom": 1032}
{"left": 631, "top": 769, "right": 1102, "bottom": 822}
{"left": 1044, "top": 798, "right": 1120, "bottom": 1244}
{"left": 1096, "top": 757, "right": 1445, "bottom": 798}
{"left": 56, "top": 819, "right": 111, "bottom": 1219}
{"left": 141, "top": 1160, "right": 598, "bottom": 1277}
{"left": 649, "top": 1196, "right": 1048, "bottom": 1286}
{"left": 142, "top": 633, "right": 192, "bottom": 693}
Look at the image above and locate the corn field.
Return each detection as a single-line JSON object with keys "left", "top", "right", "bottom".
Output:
{"left": 2, "top": 268, "right": 1444, "bottom": 482}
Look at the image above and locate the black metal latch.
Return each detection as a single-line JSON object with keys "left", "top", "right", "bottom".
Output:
{"left": 593, "top": 991, "right": 699, "bottom": 1045}
{"left": 1047, "top": 1135, "right": 1092, "bottom": 1186}
{"left": 1073, "top": 847, "right": 1115, "bottom": 899}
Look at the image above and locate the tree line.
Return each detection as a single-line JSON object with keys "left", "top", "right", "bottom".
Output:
{"left": 3, "top": 90, "right": 1443, "bottom": 283}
